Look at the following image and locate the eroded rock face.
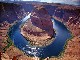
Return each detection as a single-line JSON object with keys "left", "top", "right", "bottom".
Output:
{"left": 53, "top": 6, "right": 80, "bottom": 36}
{"left": 21, "top": 6, "right": 55, "bottom": 47}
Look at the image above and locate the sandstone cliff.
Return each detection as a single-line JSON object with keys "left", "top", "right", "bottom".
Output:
{"left": 21, "top": 6, "right": 55, "bottom": 47}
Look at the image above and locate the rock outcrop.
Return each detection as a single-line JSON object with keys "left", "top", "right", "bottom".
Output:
{"left": 53, "top": 6, "right": 80, "bottom": 36}
{"left": 21, "top": 6, "right": 55, "bottom": 47}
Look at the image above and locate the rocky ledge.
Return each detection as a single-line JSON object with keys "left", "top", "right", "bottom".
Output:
{"left": 21, "top": 6, "right": 55, "bottom": 47}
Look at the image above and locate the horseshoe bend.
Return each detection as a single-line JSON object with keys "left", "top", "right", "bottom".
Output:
{"left": 20, "top": 6, "right": 56, "bottom": 47}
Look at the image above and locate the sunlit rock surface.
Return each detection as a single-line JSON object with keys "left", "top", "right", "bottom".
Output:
{"left": 21, "top": 6, "right": 55, "bottom": 47}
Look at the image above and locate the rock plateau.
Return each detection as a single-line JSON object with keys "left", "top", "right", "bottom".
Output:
{"left": 21, "top": 6, "right": 55, "bottom": 47}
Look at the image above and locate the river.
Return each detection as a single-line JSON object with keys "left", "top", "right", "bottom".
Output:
{"left": 8, "top": 13, "right": 71, "bottom": 58}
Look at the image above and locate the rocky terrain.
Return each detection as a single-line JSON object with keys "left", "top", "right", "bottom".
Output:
{"left": 52, "top": 5, "right": 80, "bottom": 36}
{"left": 21, "top": 6, "right": 55, "bottom": 47}
{"left": 50, "top": 4, "right": 80, "bottom": 60}
{"left": 0, "top": 2, "right": 80, "bottom": 60}
{"left": 0, "top": 21, "right": 11, "bottom": 52}
{"left": 0, "top": 2, "right": 27, "bottom": 23}
{"left": 0, "top": 21, "right": 36, "bottom": 60}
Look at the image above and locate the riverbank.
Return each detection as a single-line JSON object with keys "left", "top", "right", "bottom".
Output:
{"left": 49, "top": 14, "right": 80, "bottom": 60}
{"left": 20, "top": 6, "right": 56, "bottom": 47}
{"left": 20, "top": 20, "right": 55, "bottom": 47}
{"left": 0, "top": 2, "right": 80, "bottom": 60}
{"left": 6, "top": 15, "right": 71, "bottom": 59}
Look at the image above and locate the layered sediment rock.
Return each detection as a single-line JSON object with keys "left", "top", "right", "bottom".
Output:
{"left": 21, "top": 6, "right": 55, "bottom": 47}
{"left": 53, "top": 6, "right": 80, "bottom": 36}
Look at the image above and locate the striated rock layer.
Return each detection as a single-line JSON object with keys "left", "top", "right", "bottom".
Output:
{"left": 21, "top": 6, "right": 55, "bottom": 47}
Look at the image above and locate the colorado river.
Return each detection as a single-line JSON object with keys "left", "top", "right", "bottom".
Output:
{"left": 8, "top": 13, "right": 71, "bottom": 58}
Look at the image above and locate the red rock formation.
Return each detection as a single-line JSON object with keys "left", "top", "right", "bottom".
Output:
{"left": 12, "top": 56, "right": 17, "bottom": 60}
{"left": 21, "top": 6, "right": 55, "bottom": 46}
{"left": 53, "top": 7, "right": 80, "bottom": 36}
{"left": 30, "top": 6, "right": 54, "bottom": 36}
{"left": 0, "top": 52, "right": 1, "bottom": 60}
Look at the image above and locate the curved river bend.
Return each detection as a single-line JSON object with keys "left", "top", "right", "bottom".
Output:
{"left": 8, "top": 14, "right": 71, "bottom": 58}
